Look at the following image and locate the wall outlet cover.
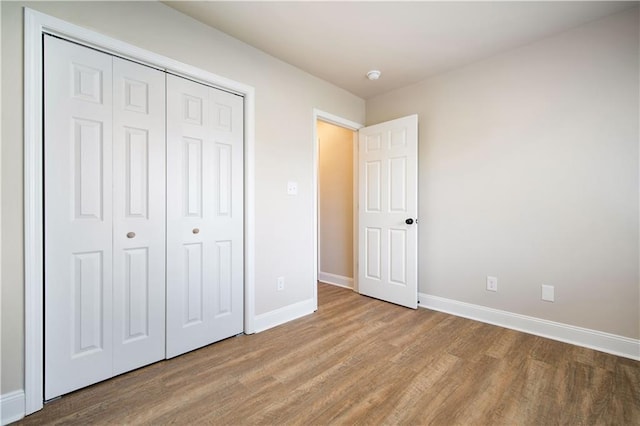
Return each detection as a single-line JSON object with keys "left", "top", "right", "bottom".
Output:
{"left": 277, "top": 276, "right": 285, "bottom": 291}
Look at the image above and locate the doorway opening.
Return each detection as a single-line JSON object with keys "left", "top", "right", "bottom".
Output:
{"left": 312, "top": 109, "right": 363, "bottom": 309}
{"left": 317, "top": 121, "right": 356, "bottom": 289}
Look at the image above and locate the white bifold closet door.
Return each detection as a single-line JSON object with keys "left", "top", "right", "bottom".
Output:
{"left": 112, "top": 57, "right": 166, "bottom": 375}
{"left": 44, "top": 36, "right": 166, "bottom": 399}
{"left": 166, "top": 75, "right": 244, "bottom": 358}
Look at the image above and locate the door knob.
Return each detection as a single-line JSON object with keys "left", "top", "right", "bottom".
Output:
{"left": 192, "top": 228, "right": 200, "bottom": 234}
{"left": 126, "top": 232, "right": 136, "bottom": 238}
{"left": 405, "top": 218, "right": 414, "bottom": 225}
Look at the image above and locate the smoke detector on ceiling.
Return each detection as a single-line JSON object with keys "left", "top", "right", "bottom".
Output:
{"left": 366, "top": 70, "right": 381, "bottom": 80}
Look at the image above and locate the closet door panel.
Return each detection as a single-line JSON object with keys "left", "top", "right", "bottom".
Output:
{"left": 166, "top": 76, "right": 210, "bottom": 357}
{"left": 112, "top": 57, "right": 166, "bottom": 375}
{"left": 166, "top": 76, "right": 244, "bottom": 358}
{"left": 208, "top": 87, "right": 244, "bottom": 329}
{"left": 44, "top": 36, "right": 114, "bottom": 400}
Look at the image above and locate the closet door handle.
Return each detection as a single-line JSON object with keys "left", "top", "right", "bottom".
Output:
{"left": 126, "top": 232, "right": 136, "bottom": 239}
{"left": 192, "top": 228, "right": 200, "bottom": 234}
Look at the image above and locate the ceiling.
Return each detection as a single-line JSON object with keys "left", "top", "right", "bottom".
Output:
{"left": 163, "top": 1, "right": 636, "bottom": 99}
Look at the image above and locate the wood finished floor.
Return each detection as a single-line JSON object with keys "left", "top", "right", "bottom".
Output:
{"left": 19, "top": 283, "right": 639, "bottom": 425}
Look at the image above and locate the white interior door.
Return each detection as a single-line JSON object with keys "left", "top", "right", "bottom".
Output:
{"left": 358, "top": 115, "right": 418, "bottom": 308}
{"left": 166, "top": 75, "right": 244, "bottom": 358}
{"left": 44, "top": 36, "right": 114, "bottom": 399}
{"left": 112, "top": 57, "right": 166, "bottom": 375}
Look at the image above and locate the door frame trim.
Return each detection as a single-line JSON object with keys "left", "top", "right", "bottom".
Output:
{"left": 24, "top": 8, "right": 256, "bottom": 414}
{"left": 312, "top": 109, "right": 363, "bottom": 308}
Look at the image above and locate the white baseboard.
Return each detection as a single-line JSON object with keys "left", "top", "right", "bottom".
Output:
{"left": 419, "top": 293, "right": 640, "bottom": 361}
{"left": 1, "top": 390, "right": 25, "bottom": 425}
{"left": 253, "top": 298, "right": 316, "bottom": 333}
{"left": 318, "top": 272, "right": 353, "bottom": 289}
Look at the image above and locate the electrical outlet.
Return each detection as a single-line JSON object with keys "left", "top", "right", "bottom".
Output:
{"left": 277, "top": 276, "right": 285, "bottom": 291}
{"left": 542, "top": 284, "right": 554, "bottom": 302}
{"left": 486, "top": 276, "right": 498, "bottom": 292}
{"left": 287, "top": 181, "right": 298, "bottom": 195}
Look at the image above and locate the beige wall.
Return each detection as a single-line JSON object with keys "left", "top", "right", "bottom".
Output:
{"left": 367, "top": 8, "right": 639, "bottom": 339}
{"left": 318, "top": 121, "right": 354, "bottom": 280}
{"left": 0, "top": 1, "right": 365, "bottom": 394}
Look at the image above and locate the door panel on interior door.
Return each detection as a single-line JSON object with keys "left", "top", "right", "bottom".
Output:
{"left": 112, "top": 57, "right": 166, "bottom": 375}
{"left": 365, "top": 227, "right": 382, "bottom": 280}
{"left": 214, "top": 240, "right": 233, "bottom": 317}
{"left": 183, "top": 137, "right": 204, "bottom": 217}
{"left": 71, "top": 251, "right": 105, "bottom": 355}
{"left": 122, "top": 247, "right": 150, "bottom": 339}
{"left": 389, "top": 229, "right": 407, "bottom": 285}
{"left": 73, "top": 119, "right": 105, "bottom": 219}
{"left": 358, "top": 115, "right": 418, "bottom": 309}
{"left": 44, "top": 36, "right": 114, "bottom": 400}
{"left": 166, "top": 75, "right": 244, "bottom": 358}
{"left": 184, "top": 242, "right": 204, "bottom": 325}
{"left": 365, "top": 161, "right": 382, "bottom": 212}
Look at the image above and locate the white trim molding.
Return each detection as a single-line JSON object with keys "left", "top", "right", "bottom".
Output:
{"left": 314, "top": 109, "right": 363, "bottom": 131}
{"left": 1, "top": 390, "right": 25, "bottom": 425}
{"left": 419, "top": 293, "right": 640, "bottom": 361}
{"left": 24, "top": 7, "right": 256, "bottom": 415}
{"left": 253, "top": 298, "right": 316, "bottom": 333}
{"left": 318, "top": 272, "right": 354, "bottom": 289}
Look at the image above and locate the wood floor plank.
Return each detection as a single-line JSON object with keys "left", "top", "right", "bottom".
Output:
{"left": 18, "top": 283, "right": 639, "bottom": 425}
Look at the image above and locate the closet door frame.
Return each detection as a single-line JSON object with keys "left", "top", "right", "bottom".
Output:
{"left": 24, "top": 8, "right": 256, "bottom": 415}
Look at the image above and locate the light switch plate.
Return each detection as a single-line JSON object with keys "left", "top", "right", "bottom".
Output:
{"left": 486, "top": 276, "right": 498, "bottom": 292}
{"left": 542, "top": 284, "right": 554, "bottom": 302}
